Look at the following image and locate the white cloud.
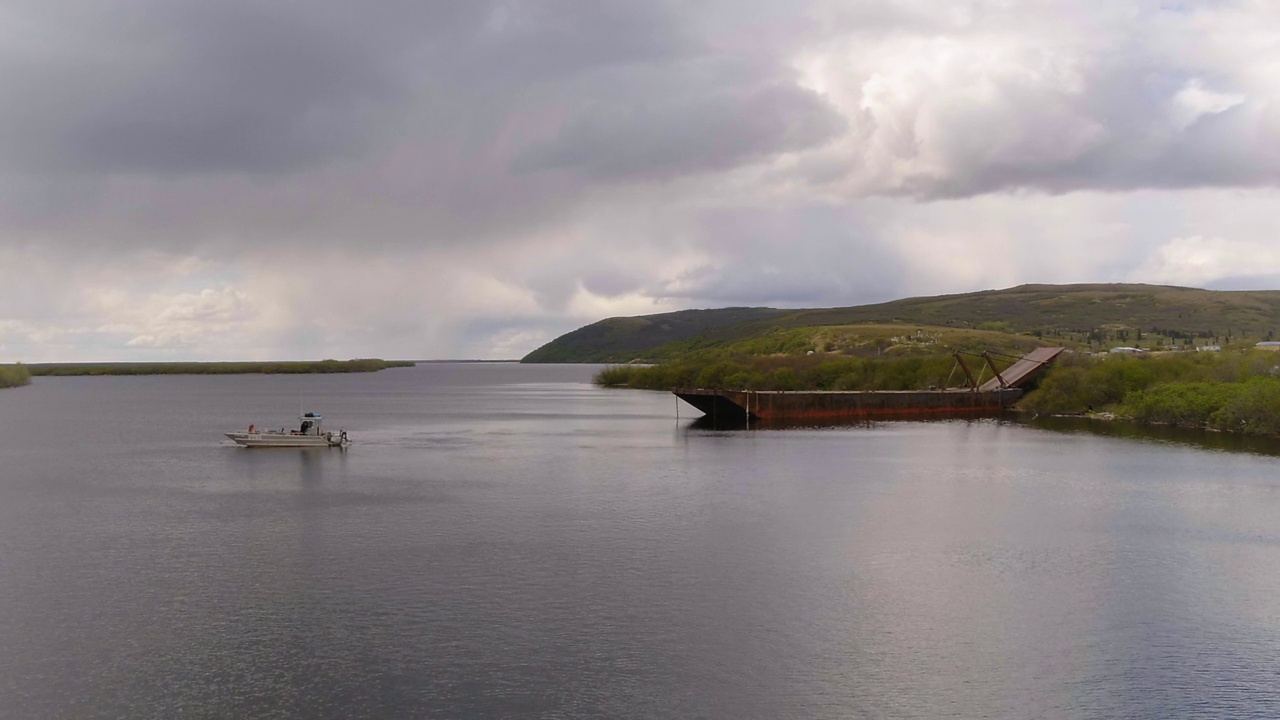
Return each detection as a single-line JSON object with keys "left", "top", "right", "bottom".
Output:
{"left": 1171, "top": 80, "right": 1246, "bottom": 131}
{"left": 1130, "top": 236, "right": 1280, "bottom": 287}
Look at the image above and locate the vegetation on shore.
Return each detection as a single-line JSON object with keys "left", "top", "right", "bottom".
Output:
{"left": 595, "top": 353, "right": 1012, "bottom": 392}
{"left": 1021, "top": 350, "right": 1280, "bottom": 436}
{"left": 0, "top": 363, "right": 31, "bottom": 388}
{"left": 27, "top": 359, "right": 415, "bottom": 377}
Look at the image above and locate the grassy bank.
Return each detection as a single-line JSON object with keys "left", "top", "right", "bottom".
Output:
{"left": 1013, "top": 350, "right": 1280, "bottom": 436}
{"left": 28, "top": 359, "right": 415, "bottom": 376}
{"left": 595, "top": 353, "right": 1012, "bottom": 392}
{"left": 0, "top": 364, "right": 31, "bottom": 388}
{"left": 1019, "top": 351, "right": 1274, "bottom": 413}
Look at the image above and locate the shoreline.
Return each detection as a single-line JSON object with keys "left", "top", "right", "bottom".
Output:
{"left": 23, "top": 359, "right": 415, "bottom": 377}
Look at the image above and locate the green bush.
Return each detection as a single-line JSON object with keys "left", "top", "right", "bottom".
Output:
{"left": 1021, "top": 351, "right": 1280, "bottom": 436}
{"left": 1120, "top": 382, "right": 1239, "bottom": 427}
{"left": 1208, "top": 378, "right": 1280, "bottom": 435}
{"left": 695, "top": 361, "right": 739, "bottom": 389}
{"left": 1019, "top": 364, "right": 1094, "bottom": 415}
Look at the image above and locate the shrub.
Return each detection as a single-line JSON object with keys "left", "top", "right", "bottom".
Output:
{"left": 695, "top": 361, "right": 739, "bottom": 389}
{"left": 1209, "top": 378, "right": 1280, "bottom": 435}
{"left": 1019, "top": 364, "right": 1092, "bottom": 415}
{"left": 1120, "top": 382, "right": 1239, "bottom": 427}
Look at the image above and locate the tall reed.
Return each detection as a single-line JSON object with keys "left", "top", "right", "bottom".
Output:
{"left": 0, "top": 363, "right": 31, "bottom": 388}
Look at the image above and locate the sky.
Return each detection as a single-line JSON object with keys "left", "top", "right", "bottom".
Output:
{"left": 3, "top": 0, "right": 1280, "bottom": 362}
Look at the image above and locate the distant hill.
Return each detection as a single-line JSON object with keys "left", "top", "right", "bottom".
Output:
{"left": 521, "top": 306, "right": 792, "bottom": 363}
{"left": 522, "top": 284, "right": 1280, "bottom": 363}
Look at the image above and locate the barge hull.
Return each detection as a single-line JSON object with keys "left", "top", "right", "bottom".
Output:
{"left": 674, "top": 388, "right": 1023, "bottom": 423}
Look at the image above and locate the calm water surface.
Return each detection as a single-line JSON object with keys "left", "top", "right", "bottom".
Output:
{"left": 2, "top": 363, "right": 1280, "bottom": 718}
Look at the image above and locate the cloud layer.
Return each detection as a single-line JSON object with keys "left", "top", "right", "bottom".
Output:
{"left": 3, "top": 0, "right": 1280, "bottom": 360}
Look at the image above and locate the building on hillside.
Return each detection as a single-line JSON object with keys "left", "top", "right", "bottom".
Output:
{"left": 1256, "top": 342, "right": 1280, "bottom": 351}
{"left": 1109, "top": 347, "right": 1143, "bottom": 354}
{"left": 1198, "top": 345, "right": 1221, "bottom": 352}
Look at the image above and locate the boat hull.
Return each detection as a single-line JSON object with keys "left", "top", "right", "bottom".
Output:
{"left": 224, "top": 432, "right": 347, "bottom": 448}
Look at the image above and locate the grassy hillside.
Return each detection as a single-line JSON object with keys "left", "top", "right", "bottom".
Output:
{"left": 523, "top": 284, "right": 1280, "bottom": 363}
{"left": 641, "top": 323, "right": 1062, "bottom": 362}
{"left": 522, "top": 307, "right": 791, "bottom": 362}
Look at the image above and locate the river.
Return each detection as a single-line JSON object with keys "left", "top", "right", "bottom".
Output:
{"left": 1, "top": 363, "right": 1278, "bottom": 718}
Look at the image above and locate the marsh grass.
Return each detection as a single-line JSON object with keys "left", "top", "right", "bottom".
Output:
{"left": 0, "top": 363, "right": 31, "bottom": 388}
{"left": 27, "top": 359, "right": 414, "bottom": 376}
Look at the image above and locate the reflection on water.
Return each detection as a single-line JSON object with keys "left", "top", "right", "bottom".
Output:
{"left": 1018, "top": 413, "right": 1280, "bottom": 457}
{"left": 695, "top": 407, "right": 1280, "bottom": 457}
{"left": 690, "top": 413, "right": 881, "bottom": 432}
{"left": 229, "top": 445, "right": 350, "bottom": 487}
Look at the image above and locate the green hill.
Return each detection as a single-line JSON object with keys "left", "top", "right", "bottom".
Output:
{"left": 522, "top": 283, "right": 1280, "bottom": 363}
{"left": 521, "top": 306, "right": 792, "bottom": 362}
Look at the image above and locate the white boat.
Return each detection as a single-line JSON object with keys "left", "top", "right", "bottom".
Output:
{"left": 225, "top": 413, "right": 350, "bottom": 448}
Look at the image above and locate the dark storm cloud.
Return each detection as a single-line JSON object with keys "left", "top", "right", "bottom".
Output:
{"left": 16, "top": 0, "right": 684, "bottom": 161}
{"left": 0, "top": 0, "right": 784, "bottom": 179}
{"left": 513, "top": 60, "right": 844, "bottom": 180}
{"left": 0, "top": 0, "right": 847, "bottom": 254}
{"left": 0, "top": 0, "right": 449, "bottom": 174}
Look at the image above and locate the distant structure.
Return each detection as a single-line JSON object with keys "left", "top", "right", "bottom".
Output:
{"left": 1256, "top": 341, "right": 1280, "bottom": 351}
{"left": 1198, "top": 345, "right": 1221, "bottom": 352}
{"left": 1109, "top": 347, "right": 1143, "bottom": 354}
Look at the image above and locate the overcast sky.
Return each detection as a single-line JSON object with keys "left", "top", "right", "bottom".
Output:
{"left": 3, "top": 0, "right": 1280, "bottom": 361}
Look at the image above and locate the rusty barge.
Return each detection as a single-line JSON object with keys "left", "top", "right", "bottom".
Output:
{"left": 674, "top": 347, "right": 1065, "bottom": 425}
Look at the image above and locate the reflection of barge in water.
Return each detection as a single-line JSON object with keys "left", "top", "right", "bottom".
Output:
{"left": 674, "top": 347, "right": 1065, "bottom": 425}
